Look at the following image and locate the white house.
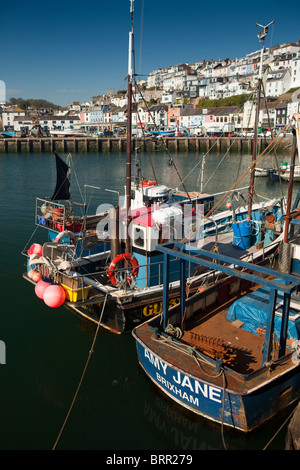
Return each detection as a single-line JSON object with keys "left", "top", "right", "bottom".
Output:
{"left": 272, "top": 42, "right": 300, "bottom": 56}
{"left": 132, "top": 105, "right": 149, "bottom": 128}
{"left": 147, "top": 104, "right": 168, "bottom": 128}
{"left": 221, "top": 78, "right": 251, "bottom": 98}
{"left": 287, "top": 99, "right": 300, "bottom": 122}
{"left": 291, "top": 53, "right": 300, "bottom": 88}
{"left": 12, "top": 114, "right": 80, "bottom": 132}
{"left": 161, "top": 91, "right": 177, "bottom": 104}
{"left": 2, "top": 106, "right": 25, "bottom": 129}
{"left": 179, "top": 108, "right": 205, "bottom": 130}
{"left": 265, "top": 69, "right": 291, "bottom": 97}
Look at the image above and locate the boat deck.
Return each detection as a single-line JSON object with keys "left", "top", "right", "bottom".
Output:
{"left": 134, "top": 281, "right": 294, "bottom": 394}
{"left": 181, "top": 304, "right": 265, "bottom": 375}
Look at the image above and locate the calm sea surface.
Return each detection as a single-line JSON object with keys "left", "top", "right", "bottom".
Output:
{"left": 0, "top": 149, "right": 297, "bottom": 451}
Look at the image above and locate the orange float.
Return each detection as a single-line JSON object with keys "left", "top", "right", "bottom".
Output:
{"left": 43, "top": 284, "right": 66, "bottom": 308}
{"left": 35, "top": 279, "right": 52, "bottom": 299}
{"left": 140, "top": 180, "right": 156, "bottom": 187}
{"left": 28, "top": 243, "right": 43, "bottom": 257}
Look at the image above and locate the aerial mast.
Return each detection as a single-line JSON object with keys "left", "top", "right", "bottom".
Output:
{"left": 247, "top": 20, "right": 274, "bottom": 219}
{"left": 126, "top": 0, "right": 134, "bottom": 253}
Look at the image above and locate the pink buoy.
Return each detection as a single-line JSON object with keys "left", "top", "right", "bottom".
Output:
{"left": 32, "top": 271, "right": 42, "bottom": 282}
{"left": 35, "top": 279, "right": 52, "bottom": 299}
{"left": 43, "top": 284, "right": 66, "bottom": 308}
{"left": 226, "top": 202, "right": 232, "bottom": 209}
{"left": 28, "top": 269, "right": 35, "bottom": 279}
{"left": 28, "top": 243, "right": 43, "bottom": 257}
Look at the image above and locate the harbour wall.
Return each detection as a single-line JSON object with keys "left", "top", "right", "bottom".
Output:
{"left": 0, "top": 136, "right": 293, "bottom": 154}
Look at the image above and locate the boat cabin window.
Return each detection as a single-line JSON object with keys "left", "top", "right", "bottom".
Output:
{"left": 143, "top": 195, "right": 168, "bottom": 207}
{"left": 290, "top": 222, "right": 300, "bottom": 240}
{"left": 134, "top": 227, "right": 145, "bottom": 248}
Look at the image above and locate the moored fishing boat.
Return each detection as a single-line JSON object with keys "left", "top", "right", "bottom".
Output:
{"left": 49, "top": 129, "right": 81, "bottom": 137}
{"left": 21, "top": 10, "right": 290, "bottom": 334}
{"left": 132, "top": 237, "right": 300, "bottom": 432}
{"left": 280, "top": 166, "right": 300, "bottom": 182}
{"left": 151, "top": 129, "right": 176, "bottom": 137}
{"left": 132, "top": 28, "right": 300, "bottom": 433}
{"left": 254, "top": 167, "right": 270, "bottom": 177}
{"left": 22, "top": 147, "right": 285, "bottom": 333}
{"left": 1, "top": 130, "right": 15, "bottom": 138}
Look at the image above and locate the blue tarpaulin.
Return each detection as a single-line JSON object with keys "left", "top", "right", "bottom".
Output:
{"left": 226, "top": 282, "right": 300, "bottom": 343}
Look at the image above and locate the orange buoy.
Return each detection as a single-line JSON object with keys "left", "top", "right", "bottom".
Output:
{"left": 35, "top": 279, "right": 52, "bottom": 299}
{"left": 28, "top": 269, "right": 35, "bottom": 279}
{"left": 43, "top": 284, "right": 66, "bottom": 308}
{"left": 140, "top": 179, "right": 156, "bottom": 187}
{"left": 226, "top": 202, "right": 232, "bottom": 209}
{"left": 32, "top": 271, "right": 42, "bottom": 282}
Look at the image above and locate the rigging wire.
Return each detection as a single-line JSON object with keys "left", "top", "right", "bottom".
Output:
{"left": 179, "top": 90, "right": 256, "bottom": 191}
{"left": 129, "top": 0, "right": 191, "bottom": 202}
{"left": 181, "top": 123, "right": 290, "bottom": 244}
{"left": 52, "top": 293, "right": 108, "bottom": 450}
{"left": 133, "top": 80, "right": 192, "bottom": 202}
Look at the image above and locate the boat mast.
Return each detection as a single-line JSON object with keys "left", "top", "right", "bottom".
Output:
{"left": 126, "top": 0, "right": 134, "bottom": 253}
{"left": 283, "top": 114, "right": 300, "bottom": 243}
{"left": 247, "top": 20, "right": 274, "bottom": 219}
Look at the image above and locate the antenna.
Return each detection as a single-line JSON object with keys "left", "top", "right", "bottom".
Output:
{"left": 256, "top": 20, "right": 275, "bottom": 44}
{"left": 128, "top": 0, "right": 135, "bottom": 80}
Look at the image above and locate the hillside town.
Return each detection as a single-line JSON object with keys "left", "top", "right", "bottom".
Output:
{"left": 1, "top": 39, "right": 300, "bottom": 138}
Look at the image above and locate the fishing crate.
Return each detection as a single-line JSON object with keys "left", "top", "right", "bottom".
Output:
{"left": 61, "top": 282, "right": 91, "bottom": 302}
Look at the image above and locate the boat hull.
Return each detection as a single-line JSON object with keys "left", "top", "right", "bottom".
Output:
{"left": 51, "top": 229, "right": 282, "bottom": 333}
{"left": 255, "top": 168, "right": 270, "bottom": 177}
{"left": 133, "top": 329, "right": 300, "bottom": 432}
{"left": 280, "top": 174, "right": 300, "bottom": 182}
{"left": 62, "top": 284, "right": 182, "bottom": 333}
{"left": 151, "top": 130, "right": 175, "bottom": 137}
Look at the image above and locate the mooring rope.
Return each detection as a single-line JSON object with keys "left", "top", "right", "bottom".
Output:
{"left": 263, "top": 405, "right": 297, "bottom": 450}
{"left": 52, "top": 293, "right": 108, "bottom": 450}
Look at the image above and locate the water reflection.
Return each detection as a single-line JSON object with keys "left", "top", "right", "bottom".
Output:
{"left": 0, "top": 151, "right": 295, "bottom": 450}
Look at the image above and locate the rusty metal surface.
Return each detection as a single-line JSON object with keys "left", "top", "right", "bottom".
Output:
{"left": 135, "top": 311, "right": 295, "bottom": 395}
{"left": 181, "top": 331, "right": 236, "bottom": 365}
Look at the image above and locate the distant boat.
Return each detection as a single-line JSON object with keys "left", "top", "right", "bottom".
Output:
{"left": 254, "top": 167, "right": 270, "bottom": 177}
{"left": 49, "top": 129, "right": 81, "bottom": 137}
{"left": 1, "top": 131, "right": 15, "bottom": 138}
{"left": 151, "top": 129, "right": 176, "bottom": 137}
{"left": 280, "top": 165, "right": 300, "bottom": 182}
{"left": 269, "top": 169, "right": 280, "bottom": 180}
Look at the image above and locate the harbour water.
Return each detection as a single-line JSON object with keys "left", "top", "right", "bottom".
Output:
{"left": 0, "top": 150, "right": 297, "bottom": 451}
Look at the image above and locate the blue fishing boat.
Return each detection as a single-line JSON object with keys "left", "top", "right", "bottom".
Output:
{"left": 151, "top": 129, "right": 176, "bottom": 137}
{"left": 132, "top": 240, "right": 300, "bottom": 432}
{"left": 132, "top": 112, "right": 300, "bottom": 432}
{"left": 1, "top": 130, "right": 15, "bottom": 137}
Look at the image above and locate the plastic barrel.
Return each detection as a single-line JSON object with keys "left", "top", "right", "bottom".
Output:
{"left": 232, "top": 220, "right": 252, "bottom": 250}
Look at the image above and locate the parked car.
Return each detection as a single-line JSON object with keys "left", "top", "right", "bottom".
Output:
{"left": 241, "top": 131, "right": 255, "bottom": 137}
{"left": 258, "top": 131, "right": 271, "bottom": 137}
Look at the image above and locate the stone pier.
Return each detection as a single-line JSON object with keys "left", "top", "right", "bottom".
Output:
{"left": 0, "top": 136, "right": 291, "bottom": 154}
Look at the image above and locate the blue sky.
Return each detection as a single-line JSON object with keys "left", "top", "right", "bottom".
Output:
{"left": 0, "top": 0, "right": 299, "bottom": 106}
